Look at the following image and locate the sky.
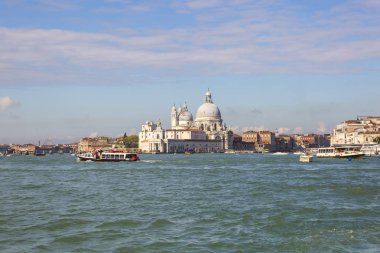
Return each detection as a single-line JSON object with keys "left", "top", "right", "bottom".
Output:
{"left": 0, "top": 0, "right": 379, "bottom": 144}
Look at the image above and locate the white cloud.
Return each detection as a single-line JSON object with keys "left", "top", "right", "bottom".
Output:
{"left": 0, "top": 97, "right": 17, "bottom": 111}
{"left": 88, "top": 132, "right": 99, "bottom": 138}
{"left": 229, "top": 125, "right": 241, "bottom": 134}
{"left": 317, "top": 122, "right": 327, "bottom": 134}
{"left": 37, "top": 0, "right": 79, "bottom": 10}
{"left": 277, "top": 127, "right": 290, "bottom": 135}
{"left": 293, "top": 127, "right": 304, "bottom": 134}
{"left": 182, "top": 0, "right": 223, "bottom": 9}
{"left": 241, "top": 126, "right": 268, "bottom": 132}
{"left": 128, "top": 128, "right": 138, "bottom": 135}
{"left": 0, "top": 1, "right": 380, "bottom": 86}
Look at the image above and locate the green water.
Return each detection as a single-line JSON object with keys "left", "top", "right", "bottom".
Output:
{"left": 1, "top": 154, "right": 379, "bottom": 252}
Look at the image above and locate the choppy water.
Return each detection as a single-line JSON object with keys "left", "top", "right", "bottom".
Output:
{"left": 0, "top": 153, "right": 379, "bottom": 253}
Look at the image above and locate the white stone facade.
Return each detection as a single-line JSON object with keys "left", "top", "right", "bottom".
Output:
{"left": 139, "top": 121, "right": 166, "bottom": 153}
{"left": 331, "top": 116, "right": 380, "bottom": 145}
{"left": 138, "top": 90, "right": 234, "bottom": 153}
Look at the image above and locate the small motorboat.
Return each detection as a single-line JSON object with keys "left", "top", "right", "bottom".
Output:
{"left": 299, "top": 154, "right": 313, "bottom": 163}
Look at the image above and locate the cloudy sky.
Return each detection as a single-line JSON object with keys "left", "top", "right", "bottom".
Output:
{"left": 1, "top": 0, "right": 379, "bottom": 144}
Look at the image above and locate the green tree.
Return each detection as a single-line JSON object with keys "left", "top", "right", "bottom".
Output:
{"left": 124, "top": 134, "right": 139, "bottom": 148}
{"left": 122, "top": 132, "right": 128, "bottom": 146}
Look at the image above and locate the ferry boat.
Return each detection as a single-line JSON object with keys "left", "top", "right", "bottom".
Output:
{"left": 360, "top": 144, "right": 380, "bottom": 156}
{"left": 77, "top": 150, "right": 140, "bottom": 162}
{"left": 316, "top": 146, "right": 364, "bottom": 159}
{"left": 34, "top": 150, "right": 46, "bottom": 156}
{"left": 77, "top": 152, "right": 94, "bottom": 161}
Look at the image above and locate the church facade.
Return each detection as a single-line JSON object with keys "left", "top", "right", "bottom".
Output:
{"left": 139, "top": 90, "right": 233, "bottom": 153}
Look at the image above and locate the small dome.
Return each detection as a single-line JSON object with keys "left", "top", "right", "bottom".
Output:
{"left": 179, "top": 111, "right": 193, "bottom": 122}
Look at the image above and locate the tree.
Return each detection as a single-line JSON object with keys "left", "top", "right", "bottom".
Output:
{"left": 122, "top": 132, "right": 128, "bottom": 146}
{"left": 374, "top": 136, "right": 380, "bottom": 144}
{"left": 123, "top": 134, "right": 139, "bottom": 148}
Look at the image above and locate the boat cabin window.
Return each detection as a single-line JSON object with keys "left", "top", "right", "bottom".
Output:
{"left": 100, "top": 153, "right": 127, "bottom": 160}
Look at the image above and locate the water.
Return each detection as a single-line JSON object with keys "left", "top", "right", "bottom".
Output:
{"left": 1, "top": 153, "right": 379, "bottom": 253}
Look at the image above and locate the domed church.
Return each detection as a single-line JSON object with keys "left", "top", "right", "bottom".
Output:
{"left": 171, "top": 103, "right": 193, "bottom": 129}
{"left": 195, "top": 90, "right": 227, "bottom": 134}
{"left": 139, "top": 90, "right": 233, "bottom": 153}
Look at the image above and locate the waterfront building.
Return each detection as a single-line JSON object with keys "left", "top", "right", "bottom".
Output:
{"left": 138, "top": 90, "right": 234, "bottom": 153}
{"left": 275, "top": 135, "right": 295, "bottom": 152}
{"left": 3, "top": 143, "right": 77, "bottom": 154}
{"left": 242, "top": 130, "right": 276, "bottom": 152}
{"left": 0, "top": 144, "right": 10, "bottom": 154}
{"left": 293, "top": 134, "right": 330, "bottom": 149}
{"left": 242, "top": 131, "right": 259, "bottom": 143}
{"left": 10, "top": 144, "right": 37, "bottom": 154}
{"left": 79, "top": 136, "right": 140, "bottom": 153}
{"left": 297, "top": 134, "right": 317, "bottom": 148}
{"left": 139, "top": 120, "right": 166, "bottom": 153}
{"left": 78, "top": 137, "right": 116, "bottom": 152}
{"left": 232, "top": 134, "right": 255, "bottom": 152}
{"left": 331, "top": 116, "right": 380, "bottom": 145}
{"left": 259, "top": 131, "right": 276, "bottom": 151}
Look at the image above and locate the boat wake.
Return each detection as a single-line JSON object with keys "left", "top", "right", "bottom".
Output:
{"left": 141, "top": 160, "right": 163, "bottom": 164}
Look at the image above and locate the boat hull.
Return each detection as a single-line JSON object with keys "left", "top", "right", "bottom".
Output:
{"left": 316, "top": 146, "right": 365, "bottom": 159}
{"left": 76, "top": 151, "right": 140, "bottom": 162}
{"left": 316, "top": 153, "right": 364, "bottom": 159}
{"left": 299, "top": 155, "right": 313, "bottom": 162}
{"left": 91, "top": 159, "right": 139, "bottom": 162}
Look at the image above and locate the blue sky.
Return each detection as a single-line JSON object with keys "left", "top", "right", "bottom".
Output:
{"left": 0, "top": 0, "right": 379, "bottom": 144}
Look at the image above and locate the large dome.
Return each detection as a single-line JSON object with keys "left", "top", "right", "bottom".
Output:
{"left": 196, "top": 90, "right": 222, "bottom": 120}
{"left": 196, "top": 102, "right": 221, "bottom": 119}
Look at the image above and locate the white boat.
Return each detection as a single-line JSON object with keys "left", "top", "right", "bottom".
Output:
{"left": 360, "top": 144, "right": 380, "bottom": 156}
{"left": 299, "top": 154, "right": 313, "bottom": 162}
{"left": 77, "top": 152, "right": 95, "bottom": 161}
{"left": 77, "top": 150, "right": 140, "bottom": 162}
{"left": 272, "top": 152, "right": 289, "bottom": 155}
{"left": 316, "top": 146, "right": 364, "bottom": 159}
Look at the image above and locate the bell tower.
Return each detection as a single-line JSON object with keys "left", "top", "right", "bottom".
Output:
{"left": 171, "top": 104, "right": 178, "bottom": 128}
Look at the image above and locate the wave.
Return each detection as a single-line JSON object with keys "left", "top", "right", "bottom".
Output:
{"left": 96, "top": 218, "right": 143, "bottom": 229}
{"left": 148, "top": 218, "right": 175, "bottom": 229}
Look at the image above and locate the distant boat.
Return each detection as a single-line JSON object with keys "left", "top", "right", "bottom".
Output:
{"left": 272, "top": 152, "right": 289, "bottom": 155}
{"left": 360, "top": 144, "right": 380, "bottom": 156}
{"left": 77, "top": 149, "right": 139, "bottom": 162}
{"left": 299, "top": 154, "right": 313, "bottom": 163}
{"left": 316, "top": 146, "right": 364, "bottom": 159}
{"left": 34, "top": 150, "right": 46, "bottom": 156}
{"left": 76, "top": 152, "right": 94, "bottom": 161}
